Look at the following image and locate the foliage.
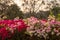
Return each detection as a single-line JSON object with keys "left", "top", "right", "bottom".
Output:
{"left": 6, "top": 4, "right": 23, "bottom": 19}
{"left": 56, "top": 13, "right": 60, "bottom": 21}
{"left": 50, "top": 7, "right": 60, "bottom": 21}
{"left": 0, "top": 2, "right": 23, "bottom": 20}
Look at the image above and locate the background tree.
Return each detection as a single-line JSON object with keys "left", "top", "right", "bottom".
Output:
{"left": 0, "top": 0, "right": 60, "bottom": 19}
{"left": 0, "top": 0, "right": 23, "bottom": 19}
{"left": 13, "top": 0, "right": 60, "bottom": 19}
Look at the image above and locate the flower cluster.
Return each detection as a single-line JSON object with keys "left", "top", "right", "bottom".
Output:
{"left": 0, "top": 16, "right": 60, "bottom": 40}
{"left": 25, "top": 16, "right": 60, "bottom": 39}
{"left": 0, "top": 19, "right": 27, "bottom": 40}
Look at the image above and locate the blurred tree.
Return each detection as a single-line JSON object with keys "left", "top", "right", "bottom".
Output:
{"left": 13, "top": 0, "right": 60, "bottom": 13}
{"left": 57, "top": 13, "right": 60, "bottom": 21}
{"left": 52, "top": 7, "right": 60, "bottom": 21}
{"left": 0, "top": 0, "right": 60, "bottom": 19}
{"left": 7, "top": 4, "right": 23, "bottom": 19}
{"left": 13, "top": 0, "right": 60, "bottom": 19}
{"left": 0, "top": 0, "right": 23, "bottom": 19}
{"left": 52, "top": 7, "right": 60, "bottom": 17}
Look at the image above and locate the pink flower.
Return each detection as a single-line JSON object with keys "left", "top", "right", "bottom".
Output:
{"left": 40, "top": 19, "right": 47, "bottom": 25}
{"left": 13, "top": 19, "right": 27, "bottom": 32}
{"left": 56, "top": 21, "right": 60, "bottom": 25}
{"left": 27, "top": 16, "right": 38, "bottom": 25}
{"left": 16, "top": 22, "right": 27, "bottom": 32}
{"left": 54, "top": 29, "right": 59, "bottom": 33}
{"left": 45, "top": 27, "right": 51, "bottom": 33}
{"left": 49, "top": 19, "right": 56, "bottom": 24}
{"left": 0, "top": 27, "right": 10, "bottom": 40}
{"left": 0, "top": 19, "right": 28, "bottom": 40}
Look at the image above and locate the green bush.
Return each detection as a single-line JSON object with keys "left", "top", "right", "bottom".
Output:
{"left": 0, "top": 3, "right": 23, "bottom": 20}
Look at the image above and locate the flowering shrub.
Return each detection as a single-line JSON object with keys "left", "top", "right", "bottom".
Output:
{"left": 0, "top": 16, "right": 60, "bottom": 40}
{"left": 25, "top": 16, "right": 60, "bottom": 40}
{"left": 0, "top": 19, "right": 27, "bottom": 40}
